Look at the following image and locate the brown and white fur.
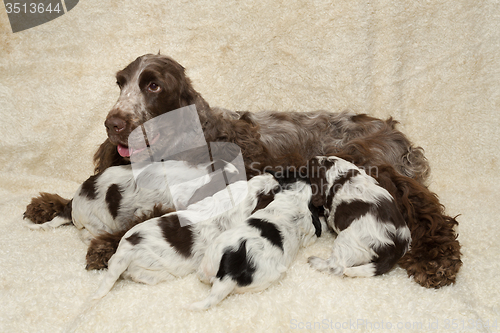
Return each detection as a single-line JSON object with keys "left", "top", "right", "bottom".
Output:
{"left": 24, "top": 53, "right": 461, "bottom": 288}
{"left": 307, "top": 156, "right": 411, "bottom": 277}
{"left": 91, "top": 173, "right": 279, "bottom": 299}
{"left": 27, "top": 157, "right": 239, "bottom": 244}
{"left": 189, "top": 170, "right": 321, "bottom": 310}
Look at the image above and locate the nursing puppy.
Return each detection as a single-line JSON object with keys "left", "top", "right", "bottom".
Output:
{"left": 91, "top": 173, "right": 279, "bottom": 299}
{"left": 307, "top": 156, "right": 411, "bottom": 277}
{"left": 27, "top": 157, "right": 239, "bottom": 245}
{"left": 189, "top": 170, "right": 321, "bottom": 310}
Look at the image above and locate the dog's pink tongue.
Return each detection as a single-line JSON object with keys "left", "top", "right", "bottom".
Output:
{"left": 117, "top": 144, "right": 131, "bottom": 157}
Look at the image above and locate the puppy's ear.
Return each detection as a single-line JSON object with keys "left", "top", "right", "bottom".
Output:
{"left": 308, "top": 203, "right": 322, "bottom": 237}
{"left": 308, "top": 157, "right": 327, "bottom": 207}
{"left": 265, "top": 169, "right": 277, "bottom": 178}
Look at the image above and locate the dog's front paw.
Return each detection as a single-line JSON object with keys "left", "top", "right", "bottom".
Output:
{"left": 307, "top": 256, "right": 329, "bottom": 272}
{"left": 24, "top": 192, "right": 70, "bottom": 224}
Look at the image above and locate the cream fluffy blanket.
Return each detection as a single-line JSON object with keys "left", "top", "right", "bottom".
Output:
{"left": 1, "top": 1, "right": 499, "bottom": 332}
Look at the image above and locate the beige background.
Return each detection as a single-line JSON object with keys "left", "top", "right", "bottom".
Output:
{"left": 1, "top": 1, "right": 499, "bottom": 332}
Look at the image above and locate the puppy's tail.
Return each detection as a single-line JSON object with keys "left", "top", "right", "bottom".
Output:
{"left": 189, "top": 277, "right": 237, "bottom": 311}
{"left": 91, "top": 243, "right": 133, "bottom": 300}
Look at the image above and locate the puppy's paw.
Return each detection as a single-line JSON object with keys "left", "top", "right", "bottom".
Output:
{"left": 307, "top": 256, "right": 329, "bottom": 272}
{"left": 185, "top": 301, "right": 210, "bottom": 311}
{"left": 25, "top": 216, "right": 71, "bottom": 231}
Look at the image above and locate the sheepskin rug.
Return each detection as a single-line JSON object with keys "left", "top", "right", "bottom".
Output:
{"left": 1, "top": 1, "right": 499, "bottom": 332}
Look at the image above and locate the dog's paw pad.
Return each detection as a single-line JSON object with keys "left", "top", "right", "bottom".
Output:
{"left": 307, "top": 256, "right": 328, "bottom": 271}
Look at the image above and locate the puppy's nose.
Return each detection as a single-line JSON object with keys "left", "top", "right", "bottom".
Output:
{"left": 105, "top": 116, "right": 126, "bottom": 133}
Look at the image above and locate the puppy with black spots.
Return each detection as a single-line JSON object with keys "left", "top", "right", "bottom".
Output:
{"left": 91, "top": 173, "right": 279, "bottom": 299}
{"left": 307, "top": 156, "right": 411, "bottom": 278}
{"left": 27, "top": 155, "right": 239, "bottom": 245}
{"left": 189, "top": 170, "right": 321, "bottom": 310}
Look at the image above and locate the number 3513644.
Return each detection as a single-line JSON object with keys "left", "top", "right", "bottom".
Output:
{"left": 5, "top": 2, "right": 62, "bottom": 14}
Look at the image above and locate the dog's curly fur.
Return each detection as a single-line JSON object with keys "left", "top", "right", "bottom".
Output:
{"left": 24, "top": 193, "right": 72, "bottom": 224}
{"left": 24, "top": 54, "right": 461, "bottom": 288}
{"left": 371, "top": 165, "right": 462, "bottom": 288}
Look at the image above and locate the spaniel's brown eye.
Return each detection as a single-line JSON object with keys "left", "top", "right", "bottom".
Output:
{"left": 147, "top": 82, "right": 161, "bottom": 93}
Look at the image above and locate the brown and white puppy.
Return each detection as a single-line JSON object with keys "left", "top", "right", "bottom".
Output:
{"left": 190, "top": 170, "right": 321, "bottom": 310}
{"left": 307, "top": 156, "right": 411, "bottom": 277}
{"left": 26, "top": 151, "right": 241, "bottom": 245}
{"left": 91, "top": 173, "right": 279, "bottom": 299}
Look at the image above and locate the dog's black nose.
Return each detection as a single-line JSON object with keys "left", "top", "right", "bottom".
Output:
{"left": 105, "top": 116, "right": 127, "bottom": 133}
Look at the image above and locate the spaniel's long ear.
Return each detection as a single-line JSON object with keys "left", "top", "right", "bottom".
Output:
{"left": 170, "top": 60, "right": 198, "bottom": 108}
{"left": 93, "top": 139, "right": 127, "bottom": 174}
{"left": 308, "top": 157, "right": 327, "bottom": 207}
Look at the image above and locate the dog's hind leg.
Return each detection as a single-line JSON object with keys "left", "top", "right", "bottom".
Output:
{"left": 308, "top": 230, "right": 377, "bottom": 276}
{"left": 343, "top": 263, "right": 376, "bottom": 277}
{"left": 188, "top": 277, "right": 237, "bottom": 311}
